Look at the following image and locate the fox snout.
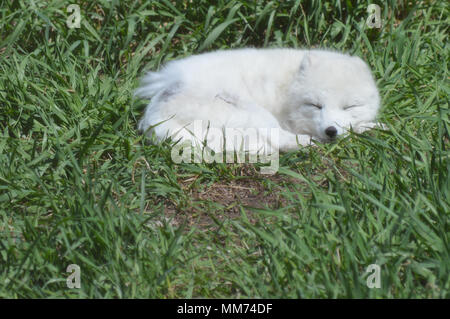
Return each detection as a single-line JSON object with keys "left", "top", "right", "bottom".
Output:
{"left": 325, "top": 126, "right": 338, "bottom": 138}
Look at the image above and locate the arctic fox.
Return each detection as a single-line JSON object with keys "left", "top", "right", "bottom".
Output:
{"left": 136, "top": 48, "right": 381, "bottom": 153}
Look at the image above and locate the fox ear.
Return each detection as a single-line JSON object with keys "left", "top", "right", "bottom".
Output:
{"left": 299, "top": 53, "right": 314, "bottom": 72}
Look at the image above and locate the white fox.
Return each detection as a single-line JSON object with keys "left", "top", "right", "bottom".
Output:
{"left": 136, "top": 48, "right": 381, "bottom": 153}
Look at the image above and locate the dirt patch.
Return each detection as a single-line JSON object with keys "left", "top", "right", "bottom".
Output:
{"left": 160, "top": 165, "right": 299, "bottom": 229}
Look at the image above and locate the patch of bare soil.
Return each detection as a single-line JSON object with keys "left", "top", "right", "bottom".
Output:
{"left": 162, "top": 165, "right": 299, "bottom": 229}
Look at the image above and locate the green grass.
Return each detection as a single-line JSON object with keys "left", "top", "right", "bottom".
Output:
{"left": 0, "top": 0, "right": 448, "bottom": 298}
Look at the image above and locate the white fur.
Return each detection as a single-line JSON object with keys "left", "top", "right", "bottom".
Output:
{"left": 136, "top": 48, "right": 381, "bottom": 153}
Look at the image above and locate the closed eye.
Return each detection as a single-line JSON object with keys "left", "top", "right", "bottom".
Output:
{"left": 306, "top": 103, "right": 323, "bottom": 110}
{"left": 344, "top": 104, "right": 363, "bottom": 110}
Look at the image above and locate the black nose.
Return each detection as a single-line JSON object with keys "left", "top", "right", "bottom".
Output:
{"left": 325, "top": 126, "right": 337, "bottom": 138}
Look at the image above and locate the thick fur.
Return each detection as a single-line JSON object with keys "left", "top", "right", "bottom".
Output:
{"left": 136, "top": 48, "right": 381, "bottom": 153}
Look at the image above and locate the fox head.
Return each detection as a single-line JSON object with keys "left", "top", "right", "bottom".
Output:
{"left": 286, "top": 51, "right": 381, "bottom": 141}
